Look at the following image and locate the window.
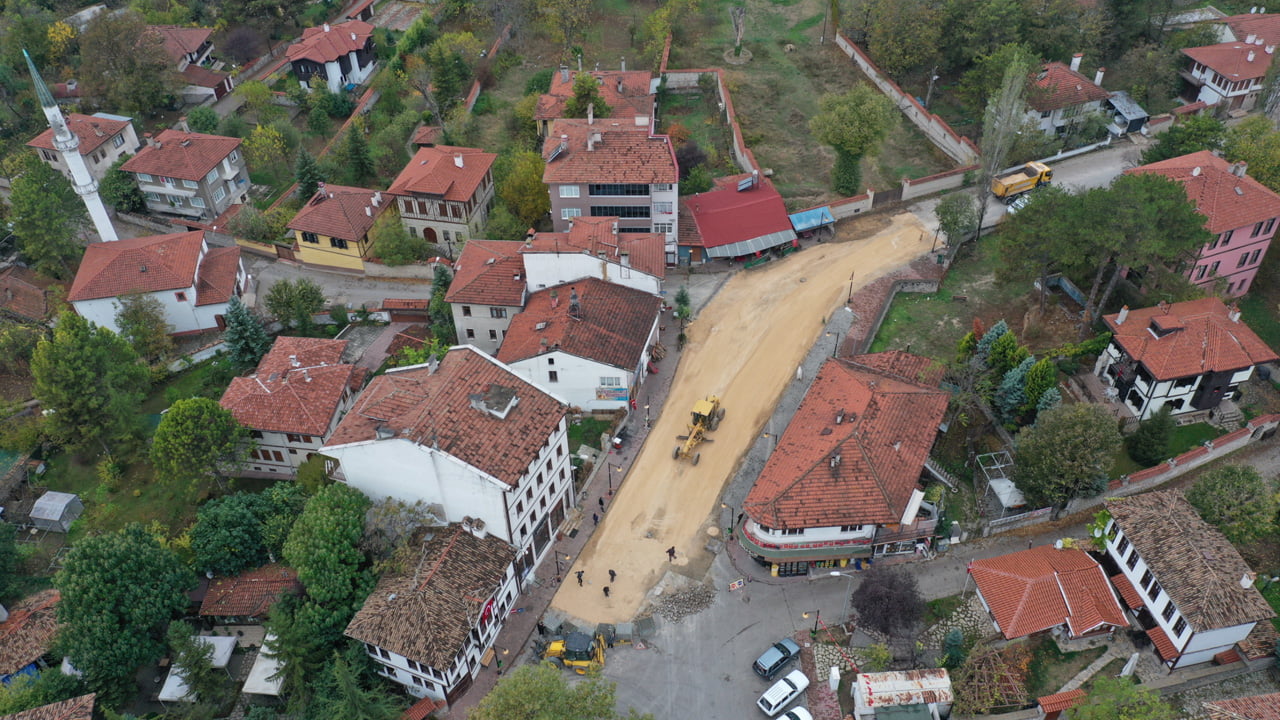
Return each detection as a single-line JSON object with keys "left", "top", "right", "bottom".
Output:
{"left": 183, "top": 179, "right": 199, "bottom": 189}
{"left": 1240, "top": 277, "right": 1250, "bottom": 292}
{"left": 653, "top": 222, "right": 674, "bottom": 234}
{"left": 465, "top": 328, "right": 476, "bottom": 338}
{"left": 213, "top": 186, "right": 226, "bottom": 203}
{"left": 410, "top": 675, "right": 426, "bottom": 687}
{"left": 1148, "top": 579, "right": 1163, "bottom": 600}
{"left": 462, "top": 306, "right": 472, "bottom": 317}
{"left": 561, "top": 208, "right": 582, "bottom": 220}
{"left": 1251, "top": 248, "right": 1262, "bottom": 264}
{"left": 251, "top": 430, "right": 263, "bottom": 439}
{"left": 1266, "top": 218, "right": 1276, "bottom": 234}
{"left": 144, "top": 191, "right": 161, "bottom": 201}
{"left": 286, "top": 434, "right": 311, "bottom": 444}
{"left": 489, "top": 329, "right": 497, "bottom": 340}
{"left": 138, "top": 172, "right": 154, "bottom": 182}
{"left": 1161, "top": 600, "right": 1176, "bottom": 622}
{"left": 1126, "top": 550, "right": 1139, "bottom": 570}
{"left": 191, "top": 196, "right": 206, "bottom": 208}
{"left": 840, "top": 525, "right": 863, "bottom": 532}
{"left": 589, "top": 183, "right": 650, "bottom": 196}
{"left": 653, "top": 183, "right": 673, "bottom": 192}
{"left": 591, "top": 205, "right": 650, "bottom": 218}
{"left": 548, "top": 371, "right": 559, "bottom": 382}
{"left": 781, "top": 528, "right": 804, "bottom": 536}
{"left": 112, "top": 134, "right": 125, "bottom": 148}
{"left": 1172, "top": 617, "right": 1187, "bottom": 636}
{"left": 547, "top": 357, "right": 555, "bottom": 366}
{"left": 1221, "top": 230, "right": 1233, "bottom": 246}
{"left": 206, "top": 168, "right": 219, "bottom": 184}
{"left": 1253, "top": 221, "right": 1265, "bottom": 237}
{"left": 490, "top": 307, "right": 507, "bottom": 319}
{"left": 175, "top": 291, "right": 187, "bottom": 302}
{"left": 330, "top": 237, "right": 349, "bottom": 249}
{"left": 559, "top": 185, "right": 580, "bottom": 198}
{"left": 229, "top": 150, "right": 239, "bottom": 163}
{"left": 653, "top": 201, "right": 673, "bottom": 214}
{"left": 1140, "top": 570, "right": 1154, "bottom": 590}
{"left": 599, "top": 377, "right": 621, "bottom": 386}
{"left": 1239, "top": 253, "right": 1251, "bottom": 268}
{"left": 302, "top": 232, "right": 319, "bottom": 244}
{"left": 1195, "top": 265, "right": 1207, "bottom": 280}
{"left": 1115, "top": 536, "right": 1129, "bottom": 556}
{"left": 1210, "top": 260, "right": 1221, "bottom": 274}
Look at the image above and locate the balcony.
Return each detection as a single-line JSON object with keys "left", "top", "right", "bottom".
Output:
{"left": 139, "top": 181, "right": 197, "bottom": 198}
{"left": 739, "top": 526, "right": 874, "bottom": 562}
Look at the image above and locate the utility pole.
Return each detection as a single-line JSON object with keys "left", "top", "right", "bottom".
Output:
{"left": 924, "top": 67, "right": 940, "bottom": 109}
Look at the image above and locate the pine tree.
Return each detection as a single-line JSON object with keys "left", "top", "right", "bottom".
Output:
{"left": 1125, "top": 405, "right": 1175, "bottom": 467}
{"left": 1021, "top": 357, "right": 1057, "bottom": 415}
{"left": 995, "top": 356, "right": 1035, "bottom": 423}
{"left": 223, "top": 296, "right": 272, "bottom": 370}
{"left": 342, "top": 120, "right": 375, "bottom": 186}
{"left": 987, "top": 330, "right": 1028, "bottom": 378}
{"left": 1036, "top": 387, "right": 1062, "bottom": 413}
{"left": 974, "top": 319, "right": 1008, "bottom": 359}
{"left": 295, "top": 147, "right": 324, "bottom": 201}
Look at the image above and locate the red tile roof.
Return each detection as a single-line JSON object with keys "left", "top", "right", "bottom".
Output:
{"left": 326, "top": 346, "right": 567, "bottom": 486}
{"left": 443, "top": 240, "right": 527, "bottom": 306}
{"left": 199, "top": 564, "right": 301, "bottom": 618}
{"left": 286, "top": 20, "right": 374, "bottom": 64}
{"left": 743, "top": 354, "right": 949, "bottom": 529}
{"left": 523, "top": 216, "right": 666, "bottom": 279}
{"left": 26, "top": 113, "right": 130, "bottom": 155}
{"left": 1147, "top": 625, "right": 1181, "bottom": 661}
{"left": 1128, "top": 150, "right": 1280, "bottom": 234}
{"left": 497, "top": 278, "right": 662, "bottom": 371}
{"left": 1102, "top": 298, "right": 1279, "bottom": 380}
{"left": 1223, "top": 13, "right": 1280, "bottom": 46}
{"left": 1028, "top": 62, "right": 1110, "bottom": 112}
{"left": 1, "top": 693, "right": 95, "bottom": 720}
{"left": 682, "top": 175, "right": 794, "bottom": 251}
{"left": 1183, "top": 43, "right": 1272, "bottom": 81}
{"left": 401, "top": 695, "right": 447, "bottom": 720}
{"left": 837, "top": 349, "right": 945, "bottom": 386}
{"left": 1205, "top": 691, "right": 1280, "bottom": 720}
{"left": 387, "top": 145, "right": 496, "bottom": 202}
{"left": 0, "top": 590, "right": 60, "bottom": 675}
{"left": 181, "top": 64, "right": 230, "bottom": 89}
{"left": 220, "top": 336, "right": 366, "bottom": 436}
{"left": 148, "top": 25, "right": 211, "bottom": 64}
{"left": 970, "top": 546, "right": 1126, "bottom": 640}
{"left": 1111, "top": 573, "right": 1146, "bottom": 609}
{"left": 542, "top": 119, "right": 677, "bottom": 185}
{"left": 288, "top": 184, "right": 389, "bottom": 242}
{"left": 535, "top": 70, "right": 654, "bottom": 123}
{"left": 0, "top": 266, "right": 55, "bottom": 322}
{"left": 412, "top": 125, "right": 442, "bottom": 146}
{"left": 1037, "top": 689, "right": 1086, "bottom": 714}
{"left": 68, "top": 231, "right": 205, "bottom": 301}
{"left": 121, "top": 130, "right": 241, "bottom": 181}
{"left": 194, "top": 246, "right": 242, "bottom": 306}
{"left": 346, "top": 0, "right": 376, "bottom": 19}
{"left": 1107, "top": 490, "right": 1276, "bottom": 630}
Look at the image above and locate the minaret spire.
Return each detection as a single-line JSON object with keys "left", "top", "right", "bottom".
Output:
{"left": 23, "top": 48, "right": 118, "bottom": 242}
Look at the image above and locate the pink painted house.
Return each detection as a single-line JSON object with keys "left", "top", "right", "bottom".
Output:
{"left": 1128, "top": 150, "right": 1280, "bottom": 296}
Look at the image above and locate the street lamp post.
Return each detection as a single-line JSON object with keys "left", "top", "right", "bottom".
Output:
{"left": 826, "top": 331, "right": 842, "bottom": 358}
{"left": 644, "top": 404, "right": 650, "bottom": 429}
{"left": 847, "top": 271, "right": 856, "bottom": 304}
{"left": 831, "top": 570, "right": 857, "bottom": 629}
{"left": 609, "top": 464, "right": 620, "bottom": 495}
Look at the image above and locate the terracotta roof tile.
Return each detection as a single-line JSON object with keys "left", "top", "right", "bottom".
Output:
{"left": 1111, "top": 573, "right": 1146, "bottom": 609}
{"left": 497, "top": 278, "right": 662, "bottom": 370}
{"left": 1223, "top": 13, "right": 1280, "bottom": 46}
{"left": 522, "top": 216, "right": 665, "bottom": 279}
{"left": 1028, "top": 62, "right": 1110, "bottom": 112}
{"left": 401, "top": 695, "right": 447, "bottom": 720}
{"left": 1205, "top": 692, "right": 1280, "bottom": 720}
{"left": 683, "top": 176, "right": 794, "bottom": 251}
{"left": 121, "top": 130, "right": 240, "bottom": 181}
{"left": 345, "top": 525, "right": 516, "bottom": 670}
{"left": 387, "top": 145, "right": 495, "bottom": 202}
{"left": 443, "top": 240, "right": 527, "bottom": 306}
{"left": 846, "top": 350, "right": 945, "bottom": 386}
{"left": 743, "top": 354, "right": 949, "bottom": 529}
{"left": 0, "top": 266, "right": 55, "bottom": 322}
{"left": 181, "top": 64, "right": 230, "bottom": 89}
{"left": 286, "top": 20, "right": 374, "bottom": 64}
{"left": 288, "top": 184, "right": 389, "bottom": 242}
{"left": 1240, "top": 618, "right": 1280, "bottom": 660}
{"left": 1037, "top": 689, "right": 1086, "bottom": 714}
{"left": 1147, "top": 625, "right": 1181, "bottom": 660}
{"left": 326, "top": 346, "right": 567, "bottom": 486}
{"left": 68, "top": 231, "right": 205, "bottom": 302}
{"left": 542, "top": 119, "right": 677, "bottom": 185}
{"left": 1107, "top": 490, "right": 1275, "bottom": 630}
{"left": 148, "top": 25, "right": 211, "bottom": 64}
{"left": 0, "top": 590, "right": 60, "bottom": 675}
{"left": 1128, "top": 150, "right": 1280, "bottom": 234}
{"left": 535, "top": 70, "right": 654, "bottom": 123}
{"left": 26, "top": 113, "right": 130, "bottom": 155}
{"left": 220, "top": 336, "right": 365, "bottom": 436}
{"left": 0, "top": 693, "right": 95, "bottom": 720}
{"left": 199, "top": 564, "right": 301, "bottom": 618}
{"left": 1102, "top": 298, "right": 1278, "bottom": 380}
{"left": 194, "top": 246, "right": 242, "bottom": 306}
{"left": 412, "top": 125, "right": 442, "bottom": 146}
{"left": 1183, "top": 43, "right": 1271, "bottom": 81}
{"left": 971, "top": 546, "right": 1126, "bottom": 639}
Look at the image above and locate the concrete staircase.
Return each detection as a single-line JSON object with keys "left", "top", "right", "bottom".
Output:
{"left": 1213, "top": 400, "right": 1245, "bottom": 431}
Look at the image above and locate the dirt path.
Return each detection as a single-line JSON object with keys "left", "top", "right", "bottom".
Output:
{"left": 551, "top": 212, "right": 934, "bottom": 624}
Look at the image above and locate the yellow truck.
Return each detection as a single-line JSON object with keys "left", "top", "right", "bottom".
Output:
{"left": 990, "top": 162, "right": 1053, "bottom": 203}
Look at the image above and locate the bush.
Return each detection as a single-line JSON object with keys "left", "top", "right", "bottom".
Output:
{"left": 472, "top": 93, "right": 496, "bottom": 115}
{"left": 525, "top": 68, "right": 554, "bottom": 95}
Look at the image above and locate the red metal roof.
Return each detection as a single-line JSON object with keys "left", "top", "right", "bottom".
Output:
{"left": 1103, "top": 298, "right": 1279, "bottom": 380}
{"left": 523, "top": 216, "right": 665, "bottom": 280}
{"left": 26, "top": 113, "right": 130, "bottom": 155}
{"left": 970, "top": 545, "right": 1126, "bottom": 640}
{"left": 68, "top": 231, "right": 205, "bottom": 301}
{"left": 1183, "top": 43, "right": 1271, "bottom": 81}
{"left": 443, "top": 240, "right": 527, "bottom": 306}
{"left": 542, "top": 119, "right": 677, "bottom": 185}
{"left": 496, "top": 277, "right": 662, "bottom": 370}
{"left": 286, "top": 20, "right": 374, "bottom": 64}
{"left": 1028, "top": 62, "right": 1110, "bottom": 112}
{"left": 121, "top": 129, "right": 241, "bottom": 181}
{"left": 682, "top": 175, "right": 793, "bottom": 251}
{"left": 1128, "top": 149, "right": 1280, "bottom": 234}
{"left": 387, "top": 145, "right": 496, "bottom": 202}
{"left": 220, "top": 336, "right": 365, "bottom": 437}
{"left": 743, "top": 354, "right": 949, "bottom": 529}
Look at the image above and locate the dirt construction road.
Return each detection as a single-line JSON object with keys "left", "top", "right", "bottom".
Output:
{"left": 551, "top": 212, "right": 934, "bottom": 625}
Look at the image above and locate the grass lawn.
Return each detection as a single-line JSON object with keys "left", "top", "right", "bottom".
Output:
{"left": 1023, "top": 636, "right": 1106, "bottom": 699}
{"left": 1079, "top": 658, "right": 1126, "bottom": 694}
{"left": 568, "top": 416, "right": 613, "bottom": 452}
{"left": 1112, "top": 422, "right": 1223, "bottom": 478}
{"left": 1239, "top": 242, "right": 1280, "bottom": 353}
{"left": 925, "top": 594, "right": 965, "bottom": 626}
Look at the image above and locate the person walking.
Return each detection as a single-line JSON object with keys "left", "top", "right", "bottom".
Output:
{"left": 592, "top": 512, "right": 600, "bottom": 526}
{"left": 603, "top": 586, "right": 610, "bottom": 598}
{"left": 666, "top": 546, "right": 677, "bottom": 561}
{"left": 496, "top": 658, "right": 503, "bottom": 675}
{"left": 598, "top": 497, "right": 605, "bottom": 511}
{"left": 536, "top": 621, "right": 548, "bottom": 636}
{"left": 575, "top": 570, "right": 584, "bottom": 587}
{"left": 608, "top": 569, "right": 617, "bottom": 582}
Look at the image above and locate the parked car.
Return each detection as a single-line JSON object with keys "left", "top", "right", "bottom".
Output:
{"left": 1006, "top": 192, "right": 1034, "bottom": 215}
{"left": 757, "top": 669, "right": 810, "bottom": 717}
{"left": 779, "top": 709, "right": 814, "bottom": 720}
{"left": 753, "top": 638, "right": 801, "bottom": 679}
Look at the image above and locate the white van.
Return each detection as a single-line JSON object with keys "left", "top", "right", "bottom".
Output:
{"left": 757, "top": 669, "right": 810, "bottom": 716}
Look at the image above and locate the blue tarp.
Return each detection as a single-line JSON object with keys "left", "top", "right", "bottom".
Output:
{"left": 789, "top": 207, "right": 835, "bottom": 232}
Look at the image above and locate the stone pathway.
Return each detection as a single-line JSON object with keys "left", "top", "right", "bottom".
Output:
{"left": 920, "top": 595, "right": 991, "bottom": 650}
{"left": 1056, "top": 644, "right": 1124, "bottom": 693}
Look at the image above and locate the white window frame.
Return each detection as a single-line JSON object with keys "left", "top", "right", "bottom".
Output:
{"left": 137, "top": 172, "right": 153, "bottom": 182}
{"left": 183, "top": 179, "right": 199, "bottom": 189}
{"left": 653, "top": 201, "right": 673, "bottom": 214}
{"left": 653, "top": 222, "right": 673, "bottom": 234}
{"left": 228, "top": 150, "right": 239, "bottom": 163}
{"left": 206, "top": 168, "right": 219, "bottom": 184}
{"left": 599, "top": 377, "right": 621, "bottom": 386}
{"left": 559, "top": 185, "right": 580, "bottom": 198}
{"left": 112, "top": 134, "right": 125, "bottom": 148}
{"left": 561, "top": 207, "right": 582, "bottom": 220}
{"left": 653, "top": 183, "right": 672, "bottom": 192}
{"left": 213, "top": 186, "right": 227, "bottom": 203}
{"left": 191, "top": 196, "right": 206, "bottom": 208}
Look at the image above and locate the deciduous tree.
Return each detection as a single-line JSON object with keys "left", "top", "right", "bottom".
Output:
{"left": 283, "top": 483, "right": 371, "bottom": 612}
{"left": 8, "top": 154, "right": 86, "bottom": 278}
{"left": 264, "top": 278, "right": 327, "bottom": 331}
{"left": 976, "top": 53, "right": 1035, "bottom": 240}
{"left": 31, "top": 312, "right": 149, "bottom": 454}
{"left": 244, "top": 124, "right": 288, "bottom": 181}
{"left": 1225, "top": 114, "right": 1280, "bottom": 192}
{"left": 115, "top": 293, "right": 174, "bottom": 363}
{"left": 497, "top": 150, "right": 551, "bottom": 228}
{"left": 186, "top": 106, "right": 220, "bottom": 134}
{"left": 429, "top": 265, "right": 457, "bottom": 343}
{"left": 1140, "top": 114, "right": 1225, "bottom": 164}
{"left": 809, "top": 86, "right": 896, "bottom": 196}
{"left": 1186, "top": 465, "right": 1278, "bottom": 544}
{"left": 1072, "top": 675, "right": 1176, "bottom": 720}
{"left": 0, "top": 324, "right": 45, "bottom": 374}
{"left": 223, "top": 296, "right": 272, "bottom": 370}
{"left": 55, "top": 524, "right": 194, "bottom": 706}
{"left": 995, "top": 185, "right": 1086, "bottom": 313}
{"left": 935, "top": 192, "right": 980, "bottom": 246}
{"left": 1013, "top": 403, "right": 1121, "bottom": 507}
{"left": 371, "top": 207, "right": 431, "bottom": 266}
{"left": 563, "top": 72, "right": 610, "bottom": 118}
{"left": 539, "top": 0, "right": 592, "bottom": 55}
{"left": 865, "top": 0, "right": 941, "bottom": 76}
{"left": 470, "top": 662, "right": 617, "bottom": 720}
{"left": 235, "top": 80, "right": 283, "bottom": 124}
{"left": 79, "top": 11, "right": 177, "bottom": 114}
{"left": 190, "top": 494, "right": 270, "bottom": 576}
{"left": 99, "top": 156, "right": 147, "bottom": 213}
{"left": 849, "top": 566, "right": 924, "bottom": 638}
{"left": 150, "top": 397, "right": 250, "bottom": 491}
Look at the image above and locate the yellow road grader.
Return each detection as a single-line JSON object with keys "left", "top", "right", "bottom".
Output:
{"left": 673, "top": 395, "right": 725, "bottom": 465}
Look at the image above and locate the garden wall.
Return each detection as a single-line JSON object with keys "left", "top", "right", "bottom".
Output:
{"left": 364, "top": 258, "right": 448, "bottom": 281}
{"left": 659, "top": 68, "right": 762, "bottom": 175}
{"left": 900, "top": 165, "right": 978, "bottom": 202}
{"left": 833, "top": 34, "right": 980, "bottom": 166}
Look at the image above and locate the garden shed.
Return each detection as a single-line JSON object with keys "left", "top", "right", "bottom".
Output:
{"left": 30, "top": 492, "right": 83, "bottom": 533}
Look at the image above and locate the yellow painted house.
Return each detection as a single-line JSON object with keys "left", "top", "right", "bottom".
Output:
{"left": 287, "top": 183, "right": 389, "bottom": 271}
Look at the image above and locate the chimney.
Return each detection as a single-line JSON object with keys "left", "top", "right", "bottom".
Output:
{"left": 1248, "top": 33, "right": 1258, "bottom": 44}
{"left": 1094, "top": 67, "right": 1105, "bottom": 86}
{"left": 612, "top": 220, "right": 618, "bottom": 235}
{"left": 560, "top": 65, "right": 569, "bottom": 83}
{"left": 587, "top": 102, "right": 594, "bottom": 125}
{"left": 454, "top": 153, "right": 464, "bottom": 168}
{"left": 365, "top": 206, "right": 371, "bottom": 216}
{"left": 323, "top": 23, "right": 330, "bottom": 32}
{"left": 351, "top": 32, "right": 357, "bottom": 41}
{"left": 568, "top": 286, "right": 582, "bottom": 318}
{"left": 1192, "top": 166, "right": 1202, "bottom": 177}
{"left": 1249, "top": 50, "right": 1258, "bottom": 62}
{"left": 177, "top": 116, "right": 190, "bottom": 132}
{"left": 621, "top": 56, "right": 626, "bottom": 72}
{"left": 289, "top": 354, "right": 299, "bottom": 367}
{"left": 587, "top": 131, "right": 595, "bottom": 151}
{"left": 1229, "top": 303, "right": 1242, "bottom": 322}
{"left": 1070, "top": 53, "right": 1083, "bottom": 72}
{"left": 1232, "top": 161, "right": 1249, "bottom": 177}
{"left": 372, "top": 191, "right": 381, "bottom": 207}
{"left": 577, "top": 55, "right": 582, "bottom": 72}
{"left": 66, "top": 78, "right": 77, "bottom": 91}
{"left": 144, "top": 132, "right": 155, "bottom": 147}
{"left": 1268, "top": 46, "right": 1276, "bottom": 55}
{"left": 1116, "top": 305, "right": 1129, "bottom": 325}
{"left": 617, "top": 79, "right": 624, "bottom": 94}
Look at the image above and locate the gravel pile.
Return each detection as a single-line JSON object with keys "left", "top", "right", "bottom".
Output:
{"left": 654, "top": 583, "right": 716, "bottom": 622}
